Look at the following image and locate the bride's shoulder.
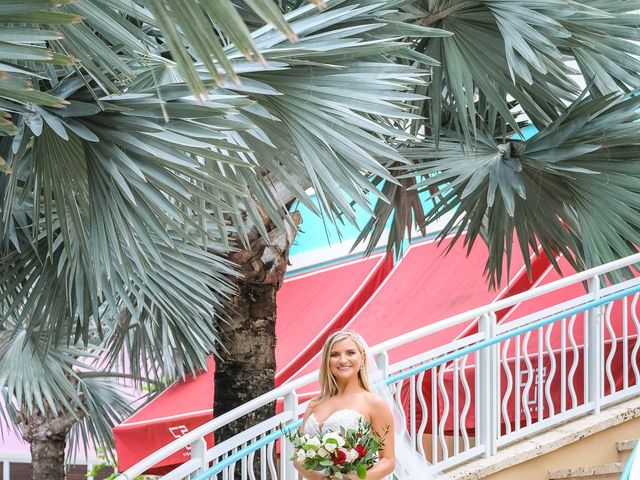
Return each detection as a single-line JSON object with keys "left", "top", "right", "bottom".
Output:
{"left": 361, "top": 391, "right": 389, "bottom": 410}
{"left": 361, "top": 392, "right": 393, "bottom": 426}
{"left": 301, "top": 396, "right": 322, "bottom": 422}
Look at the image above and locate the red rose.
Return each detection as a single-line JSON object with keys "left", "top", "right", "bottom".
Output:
{"left": 355, "top": 444, "right": 367, "bottom": 458}
{"left": 332, "top": 449, "right": 347, "bottom": 465}
{"left": 356, "top": 433, "right": 363, "bottom": 438}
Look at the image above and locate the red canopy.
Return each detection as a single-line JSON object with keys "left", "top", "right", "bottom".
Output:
{"left": 275, "top": 253, "right": 393, "bottom": 384}
{"left": 113, "top": 253, "right": 393, "bottom": 474}
{"left": 287, "top": 235, "right": 527, "bottom": 394}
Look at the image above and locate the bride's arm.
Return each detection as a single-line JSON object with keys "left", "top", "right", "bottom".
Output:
{"left": 294, "top": 461, "right": 326, "bottom": 480}
{"left": 293, "top": 398, "right": 327, "bottom": 480}
{"left": 342, "top": 396, "right": 395, "bottom": 480}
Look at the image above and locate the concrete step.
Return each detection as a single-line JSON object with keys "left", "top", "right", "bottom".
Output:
{"left": 548, "top": 462, "right": 624, "bottom": 480}
{"left": 617, "top": 439, "right": 638, "bottom": 454}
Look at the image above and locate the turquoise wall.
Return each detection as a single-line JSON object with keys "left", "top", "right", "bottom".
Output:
{"left": 290, "top": 125, "right": 539, "bottom": 257}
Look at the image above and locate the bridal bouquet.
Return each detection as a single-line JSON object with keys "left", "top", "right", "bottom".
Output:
{"left": 287, "top": 419, "right": 386, "bottom": 479}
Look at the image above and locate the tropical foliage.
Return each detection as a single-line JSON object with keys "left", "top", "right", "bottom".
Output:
{"left": 0, "top": 0, "right": 443, "bottom": 472}
{"left": 0, "top": 305, "right": 135, "bottom": 473}
{"left": 358, "top": 0, "right": 640, "bottom": 285}
{"left": 2, "top": 0, "right": 640, "bottom": 475}
{"left": 0, "top": 0, "right": 441, "bottom": 372}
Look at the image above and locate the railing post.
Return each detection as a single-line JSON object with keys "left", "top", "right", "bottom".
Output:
{"left": 375, "top": 351, "right": 389, "bottom": 378}
{"left": 281, "top": 391, "right": 299, "bottom": 480}
{"left": 373, "top": 351, "right": 396, "bottom": 478}
{"left": 3, "top": 460, "right": 10, "bottom": 480}
{"left": 190, "top": 437, "right": 207, "bottom": 475}
{"left": 586, "top": 275, "right": 602, "bottom": 414}
{"left": 477, "top": 313, "right": 498, "bottom": 457}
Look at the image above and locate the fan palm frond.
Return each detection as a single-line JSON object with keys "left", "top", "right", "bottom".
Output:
{"left": 409, "top": 1, "right": 640, "bottom": 140}
{"left": 404, "top": 90, "right": 640, "bottom": 286}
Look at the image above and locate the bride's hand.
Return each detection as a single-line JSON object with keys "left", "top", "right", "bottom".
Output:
{"left": 293, "top": 460, "right": 325, "bottom": 480}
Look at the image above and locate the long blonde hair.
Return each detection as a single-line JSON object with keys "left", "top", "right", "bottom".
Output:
{"left": 318, "top": 330, "right": 371, "bottom": 399}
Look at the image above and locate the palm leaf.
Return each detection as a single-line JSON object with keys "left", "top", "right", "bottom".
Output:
{"left": 400, "top": 90, "right": 640, "bottom": 286}
{"left": 410, "top": 1, "right": 640, "bottom": 140}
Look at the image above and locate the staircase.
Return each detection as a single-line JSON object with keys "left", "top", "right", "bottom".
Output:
{"left": 548, "top": 440, "right": 637, "bottom": 480}
{"left": 114, "top": 253, "right": 640, "bottom": 480}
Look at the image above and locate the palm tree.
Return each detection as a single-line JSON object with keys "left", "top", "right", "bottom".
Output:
{"left": 0, "top": 296, "right": 135, "bottom": 479}
{"left": 0, "top": 0, "right": 443, "bottom": 470}
{"left": 3, "top": 1, "right": 640, "bottom": 476}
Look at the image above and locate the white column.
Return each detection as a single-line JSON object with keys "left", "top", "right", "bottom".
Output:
{"left": 281, "top": 391, "right": 299, "bottom": 480}
{"left": 477, "top": 313, "right": 498, "bottom": 457}
{"left": 586, "top": 276, "right": 602, "bottom": 414}
{"left": 190, "top": 437, "right": 207, "bottom": 475}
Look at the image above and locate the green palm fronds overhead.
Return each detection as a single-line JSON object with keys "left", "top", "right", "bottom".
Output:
{"left": 3, "top": 0, "right": 640, "bottom": 467}
{"left": 357, "top": 0, "right": 640, "bottom": 284}
{"left": 0, "top": 0, "right": 446, "bottom": 375}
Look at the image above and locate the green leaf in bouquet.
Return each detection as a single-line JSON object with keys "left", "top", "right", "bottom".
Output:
{"left": 319, "top": 459, "right": 334, "bottom": 467}
{"left": 334, "top": 472, "right": 344, "bottom": 479}
{"left": 357, "top": 464, "right": 367, "bottom": 479}
{"left": 369, "top": 438, "right": 380, "bottom": 451}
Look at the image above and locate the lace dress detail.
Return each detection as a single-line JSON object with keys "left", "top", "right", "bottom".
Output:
{"left": 303, "top": 409, "right": 365, "bottom": 436}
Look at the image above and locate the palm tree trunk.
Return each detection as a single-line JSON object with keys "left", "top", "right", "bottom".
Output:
{"left": 214, "top": 280, "right": 278, "bottom": 441}
{"left": 214, "top": 211, "right": 301, "bottom": 441}
{"left": 31, "top": 435, "right": 67, "bottom": 480}
{"left": 17, "top": 408, "right": 77, "bottom": 480}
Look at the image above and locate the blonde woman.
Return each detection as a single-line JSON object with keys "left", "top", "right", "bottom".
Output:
{"left": 295, "top": 330, "right": 396, "bottom": 480}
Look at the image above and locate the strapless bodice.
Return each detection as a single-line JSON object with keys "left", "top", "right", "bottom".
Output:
{"left": 303, "top": 408, "right": 366, "bottom": 435}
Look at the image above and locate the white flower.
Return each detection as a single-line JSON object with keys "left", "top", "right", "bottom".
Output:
{"left": 324, "top": 442, "right": 338, "bottom": 453}
{"left": 306, "top": 436, "right": 321, "bottom": 448}
{"left": 296, "top": 450, "right": 307, "bottom": 462}
{"left": 345, "top": 448, "right": 360, "bottom": 463}
{"left": 318, "top": 448, "right": 330, "bottom": 458}
{"left": 305, "top": 448, "right": 319, "bottom": 460}
{"left": 322, "top": 431, "right": 346, "bottom": 447}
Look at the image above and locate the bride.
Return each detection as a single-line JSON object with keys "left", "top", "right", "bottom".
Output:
{"left": 294, "top": 330, "right": 441, "bottom": 479}
{"left": 295, "top": 330, "right": 395, "bottom": 480}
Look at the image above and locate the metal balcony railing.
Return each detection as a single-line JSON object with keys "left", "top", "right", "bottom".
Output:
{"left": 116, "top": 253, "right": 640, "bottom": 480}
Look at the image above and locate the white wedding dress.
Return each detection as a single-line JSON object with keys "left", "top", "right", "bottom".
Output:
{"left": 304, "top": 409, "right": 364, "bottom": 436}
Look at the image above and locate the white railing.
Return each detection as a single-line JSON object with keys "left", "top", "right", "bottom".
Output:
{"left": 116, "top": 253, "right": 640, "bottom": 480}
{"left": 1, "top": 454, "right": 101, "bottom": 480}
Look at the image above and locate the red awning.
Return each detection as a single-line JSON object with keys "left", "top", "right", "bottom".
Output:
{"left": 113, "top": 253, "right": 393, "bottom": 474}
{"left": 287, "top": 235, "right": 527, "bottom": 394}
{"left": 275, "top": 253, "right": 393, "bottom": 384}
{"left": 113, "top": 358, "right": 216, "bottom": 475}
